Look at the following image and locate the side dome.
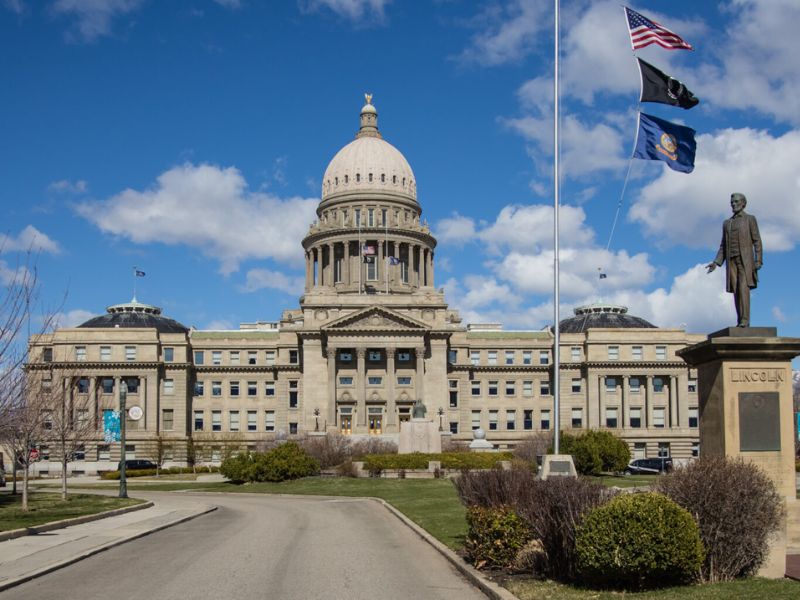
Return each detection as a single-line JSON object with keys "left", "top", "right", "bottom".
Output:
{"left": 557, "top": 303, "right": 656, "bottom": 333}
{"left": 78, "top": 299, "right": 189, "bottom": 334}
{"left": 321, "top": 98, "right": 416, "bottom": 202}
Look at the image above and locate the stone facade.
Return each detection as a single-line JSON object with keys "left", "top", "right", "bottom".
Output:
{"left": 24, "top": 100, "right": 706, "bottom": 474}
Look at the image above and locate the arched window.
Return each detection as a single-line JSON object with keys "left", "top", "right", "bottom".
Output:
{"left": 335, "top": 177, "right": 338, "bottom": 185}
{"left": 402, "top": 177, "right": 406, "bottom": 186}
{"left": 392, "top": 175, "right": 397, "bottom": 184}
{"left": 344, "top": 175, "right": 349, "bottom": 183}
{"left": 368, "top": 173, "right": 373, "bottom": 182}
{"left": 356, "top": 173, "right": 361, "bottom": 183}
{"left": 381, "top": 174, "right": 385, "bottom": 183}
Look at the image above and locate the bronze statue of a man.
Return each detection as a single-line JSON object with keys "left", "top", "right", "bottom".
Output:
{"left": 706, "top": 193, "right": 762, "bottom": 327}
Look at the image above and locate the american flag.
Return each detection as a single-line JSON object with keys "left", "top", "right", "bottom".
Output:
{"left": 362, "top": 244, "right": 376, "bottom": 256}
{"left": 624, "top": 7, "right": 693, "bottom": 51}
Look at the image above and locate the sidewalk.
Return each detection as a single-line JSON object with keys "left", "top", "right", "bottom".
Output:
{"left": 0, "top": 491, "right": 215, "bottom": 592}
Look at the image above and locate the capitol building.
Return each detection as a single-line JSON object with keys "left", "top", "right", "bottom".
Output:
{"left": 27, "top": 99, "right": 704, "bottom": 473}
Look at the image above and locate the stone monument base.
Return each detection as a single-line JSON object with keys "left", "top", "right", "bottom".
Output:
{"left": 538, "top": 454, "right": 577, "bottom": 479}
{"left": 398, "top": 418, "right": 441, "bottom": 454}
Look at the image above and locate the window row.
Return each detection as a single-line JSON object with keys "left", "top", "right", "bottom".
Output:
{"left": 193, "top": 380, "right": 298, "bottom": 406}
{"left": 607, "top": 345, "right": 668, "bottom": 361}
{"left": 73, "top": 377, "right": 142, "bottom": 395}
{"left": 71, "top": 345, "right": 140, "bottom": 362}
{"left": 337, "top": 375, "right": 414, "bottom": 386}
{"left": 193, "top": 349, "right": 296, "bottom": 366}
{"left": 335, "top": 348, "right": 417, "bottom": 363}
{"left": 466, "top": 349, "right": 550, "bottom": 367}
{"left": 469, "top": 379, "right": 551, "bottom": 397}
{"left": 193, "top": 409, "right": 296, "bottom": 434}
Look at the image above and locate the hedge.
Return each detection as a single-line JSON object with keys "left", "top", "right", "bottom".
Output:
{"left": 362, "top": 452, "right": 513, "bottom": 474}
{"left": 100, "top": 465, "right": 220, "bottom": 480}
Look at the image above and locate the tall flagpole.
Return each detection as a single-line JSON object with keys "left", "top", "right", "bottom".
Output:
{"left": 384, "top": 213, "right": 389, "bottom": 294}
{"left": 553, "top": 0, "right": 561, "bottom": 455}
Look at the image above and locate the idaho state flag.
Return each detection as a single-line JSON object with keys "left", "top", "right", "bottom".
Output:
{"left": 633, "top": 113, "right": 696, "bottom": 173}
{"left": 638, "top": 58, "right": 699, "bottom": 109}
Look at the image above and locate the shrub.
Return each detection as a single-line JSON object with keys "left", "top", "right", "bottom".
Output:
{"left": 350, "top": 437, "right": 398, "bottom": 458}
{"left": 516, "top": 477, "right": 614, "bottom": 582}
{"left": 575, "top": 492, "right": 704, "bottom": 589}
{"left": 465, "top": 506, "right": 534, "bottom": 570}
{"left": 220, "top": 452, "right": 256, "bottom": 483}
{"left": 513, "top": 432, "right": 553, "bottom": 468}
{"left": 362, "top": 452, "right": 513, "bottom": 475}
{"left": 453, "top": 467, "right": 536, "bottom": 508}
{"left": 220, "top": 442, "right": 320, "bottom": 483}
{"left": 655, "top": 456, "right": 784, "bottom": 582}
{"left": 559, "top": 431, "right": 631, "bottom": 476}
{"left": 299, "top": 433, "right": 352, "bottom": 468}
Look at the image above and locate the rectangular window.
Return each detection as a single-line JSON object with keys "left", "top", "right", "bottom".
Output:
{"left": 633, "top": 442, "right": 646, "bottom": 459}
{"left": 397, "top": 351, "right": 411, "bottom": 362}
{"left": 629, "top": 407, "right": 642, "bottom": 428}
{"left": 539, "top": 350, "right": 549, "bottom": 365}
{"left": 691, "top": 441, "right": 700, "bottom": 457}
{"left": 470, "top": 380, "right": 480, "bottom": 396}
{"left": 540, "top": 380, "right": 550, "bottom": 396}
{"left": 571, "top": 408, "right": 583, "bottom": 428}
{"left": 101, "top": 378, "right": 114, "bottom": 394}
{"left": 506, "top": 410, "right": 516, "bottom": 430}
{"left": 632, "top": 345, "right": 643, "bottom": 360}
{"left": 658, "top": 442, "right": 670, "bottom": 458}
{"left": 368, "top": 208, "right": 374, "bottom": 226}
{"left": 656, "top": 346, "right": 667, "bottom": 360}
{"left": 522, "top": 380, "right": 533, "bottom": 397}
{"left": 505, "top": 380, "right": 515, "bottom": 396}
{"left": 488, "top": 380, "right": 498, "bottom": 396}
{"left": 571, "top": 346, "right": 581, "bottom": 361}
{"left": 230, "top": 381, "right": 240, "bottom": 396}
{"left": 248, "top": 351, "right": 257, "bottom": 365}
{"left": 76, "top": 377, "right": 89, "bottom": 394}
{"left": 265, "top": 350, "right": 276, "bottom": 365}
{"left": 688, "top": 378, "right": 697, "bottom": 393}
{"left": 688, "top": 406, "right": 699, "bottom": 428}
{"left": 505, "top": 351, "right": 515, "bottom": 365}
{"left": 397, "top": 376, "right": 412, "bottom": 385}
{"left": 367, "top": 376, "right": 382, "bottom": 385}
{"left": 265, "top": 381, "right": 275, "bottom": 396}
{"left": 212, "top": 381, "right": 222, "bottom": 397}
{"left": 629, "top": 377, "right": 641, "bottom": 393}
{"left": 448, "top": 349, "right": 457, "bottom": 363}
{"left": 97, "top": 444, "right": 111, "bottom": 461}
{"left": 653, "top": 377, "right": 665, "bottom": 393}
{"left": 164, "top": 347, "right": 174, "bottom": 362}
{"left": 470, "top": 351, "right": 480, "bottom": 366}
{"left": 523, "top": 409, "right": 533, "bottom": 430}
{"left": 247, "top": 381, "right": 257, "bottom": 397}
{"left": 449, "top": 421, "right": 458, "bottom": 434}
{"left": 229, "top": 410, "right": 240, "bottom": 432}
{"left": 289, "top": 380, "right": 298, "bottom": 408}
{"left": 265, "top": 410, "right": 275, "bottom": 432}
{"left": 449, "top": 380, "right": 458, "bottom": 408}
{"left": 247, "top": 410, "right": 257, "bottom": 432}
{"left": 571, "top": 378, "right": 582, "bottom": 393}
{"left": 608, "top": 346, "right": 619, "bottom": 360}
{"left": 289, "top": 422, "right": 298, "bottom": 435}
{"left": 194, "top": 410, "right": 204, "bottom": 432}
{"left": 43, "top": 347, "right": 53, "bottom": 362}
{"left": 653, "top": 407, "right": 666, "bottom": 428}
{"left": 471, "top": 410, "right": 481, "bottom": 431}
{"left": 605, "top": 407, "right": 618, "bottom": 428}
{"left": 194, "top": 350, "right": 204, "bottom": 365}
{"left": 124, "top": 377, "right": 139, "bottom": 394}
{"left": 75, "top": 346, "right": 86, "bottom": 361}
{"left": 339, "top": 350, "right": 353, "bottom": 362}
{"left": 73, "top": 444, "right": 86, "bottom": 461}
{"left": 75, "top": 409, "right": 89, "bottom": 430}
{"left": 211, "top": 410, "right": 221, "bottom": 432}
{"left": 162, "top": 409, "right": 174, "bottom": 431}
{"left": 194, "top": 380, "right": 204, "bottom": 396}
{"left": 289, "top": 350, "right": 299, "bottom": 364}
{"left": 339, "top": 376, "right": 354, "bottom": 385}
{"left": 212, "top": 351, "right": 222, "bottom": 365}
{"left": 540, "top": 409, "right": 551, "bottom": 431}
{"left": 211, "top": 448, "right": 221, "bottom": 462}
{"left": 522, "top": 350, "right": 532, "bottom": 365}
{"left": 605, "top": 377, "right": 617, "bottom": 393}
{"left": 489, "top": 410, "right": 499, "bottom": 431}
{"left": 100, "top": 346, "right": 111, "bottom": 361}
{"left": 487, "top": 350, "right": 497, "bottom": 365}
{"left": 355, "top": 208, "right": 361, "bottom": 226}
{"left": 230, "top": 351, "right": 240, "bottom": 365}
{"left": 368, "top": 350, "right": 382, "bottom": 361}
{"left": 125, "top": 346, "right": 136, "bottom": 361}
{"left": 163, "top": 379, "right": 174, "bottom": 395}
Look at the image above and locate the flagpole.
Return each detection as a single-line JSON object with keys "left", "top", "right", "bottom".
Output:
{"left": 132, "top": 266, "right": 138, "bottom": 301}
{"left": 384, "top": 214, "right": 389, "bottom": 294}
{"left": 552, "top": 0, "right": 561, "bottom": 455}
{"left": 358, "top": 214, "right": 363, "bottom": 295}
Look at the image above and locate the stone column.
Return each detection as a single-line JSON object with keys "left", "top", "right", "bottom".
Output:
{"left": 344, "top": 241, "right": 351, "bottom": 288}
{"left": 678, "top": 371, "right": 690, "bottom": 428}
{"left": 327, "top": 347, "right": 337, "bottom": 426}
{"left": 415, "top": 346, "right": 425, "bottom": 402}
{"left": 141, "top": 375, "right": 147, "bottom": 432}
{"left": 427, "top": 249, "right": 434, "bottom": 288}
{"left": 378, "top": 237, "right": 384, "bottom": 289}
{"left": 356, "top": 348, "right": 367, "bottom": 427}
{"left": 328, "top": 242, "right": 335, "bottom": 286}
{"left": 645, "top": 376, "right": 653, "bottom": 429}
{"left": 622, "top": 375, "right": 629, "bottom": 430}
{"left": 599, "top": 376, "right": 607, "bottom": 429}
{"left": 669, "top": 375, "right": 678, "bottom": 428}
{"left": 386, "top": 348, "right": 396, "bottom": 428}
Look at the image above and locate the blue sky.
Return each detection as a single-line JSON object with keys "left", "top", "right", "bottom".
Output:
{"left": 2, "top": 1, "right": 798, "bottom": 350}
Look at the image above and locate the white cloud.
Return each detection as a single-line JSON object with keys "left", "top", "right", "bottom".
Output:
{"left": 629, "top": 128, "right": 800, "bottom": 252}
{"left": 0, "top": 225, "right": 61, "bottom": 255}
{"left": 52, "top": 309, "right": 96, "bottom": 329}
{"left": 477, "top": 204, "right": 593, "bottom": 254}
{"left": 455, "top": 0, "right": 549, "bottom": 67}
{"left": 772, "top": 306, "right": 787, "bottom": 323}
{"left": 48, "top": 179, "right": 88, "bottom": 194}
{"left": 299, "top": 0, "right": 390, "bottom": 23}
{"left": 213, "top": 0, "right": 241, "bottom": 8}
{"left": 204, "top": 319, "right": 235, "bottom": 330}
{"left": 239, "top": 268, "right": 305, "bottom": 296}
{"left": 75, "top": 163, "right": 318, "bottom": 274}
{"left": 434, "top": 213, "right": 476, "bottom": 247}
{"left": 49, "top": 0, "right": 145, "bottom": 42}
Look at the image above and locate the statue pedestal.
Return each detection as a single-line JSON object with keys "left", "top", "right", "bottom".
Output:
{"left": 398, "top": 418, "right": 441, "bottom": 454}
{"left": 678, "top": 327, "right": 800, "bottom": 578}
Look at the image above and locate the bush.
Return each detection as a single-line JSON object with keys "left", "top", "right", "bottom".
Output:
{"left": 362, "top": 452, "right": 513, "bottom": 475}
{"left": 560, "top": 431, "right": 631, "bottom": 476}
{"left": 465, "top": 506, "right": 534, "bottom": 570}
{"left": 575, "top": 492, "right": 704, "bottom": 589}
{"left": 453, "top": 467, "right": 536, "bottom": 508}
{"left": 513, "top": 432, "right": 553, "bottom": 466}
{"left": 299, "top": 433, "right": 353, "bottom": 468}
{"left": 220, "top": 442, "right": 320, "bottom": 483}
{"left": 655, "top": 456, "right": 784, "bottom": 582}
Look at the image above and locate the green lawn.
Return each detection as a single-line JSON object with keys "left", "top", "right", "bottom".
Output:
{"left": 0, "top": 492, "right": 145, "bottom": 531}
{"left": 505, "top": 577, "right": 799, "bottom": 599}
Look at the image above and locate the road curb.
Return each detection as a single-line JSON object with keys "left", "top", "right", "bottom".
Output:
{"left": 0, "top": 500, "right": 154, "bottom": 542}
{"left": 0, "top": 504, "right": 217, "bottom": 592}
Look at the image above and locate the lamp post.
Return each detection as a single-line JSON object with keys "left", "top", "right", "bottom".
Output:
{"left": 119, "top": 380, "right": 128, "bottom": 499}
{"left": 437, "top": 407, "right": 444, "bottom": 432}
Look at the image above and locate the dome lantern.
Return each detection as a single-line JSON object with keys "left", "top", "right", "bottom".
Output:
{"left": 356, "top": 93, "right": 381, "bottom": 139}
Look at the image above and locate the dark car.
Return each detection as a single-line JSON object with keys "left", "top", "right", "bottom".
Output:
{"left": 624, "top": 457, "right": 673, "bottom": 475}
{"left": 118, "top": 459, "right": 157, "bottom": 471}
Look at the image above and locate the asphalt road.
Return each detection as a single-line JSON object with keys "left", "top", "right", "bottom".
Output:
{"left": 2, "top": 492, "right": 488, "bottom": 600}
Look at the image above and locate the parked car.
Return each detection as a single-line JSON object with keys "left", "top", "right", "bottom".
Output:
{"left": 623, "top": 457, "right": 673, "bottom": 475}
{"left": 117, "top": 459, "right": 157, "bottom": 471}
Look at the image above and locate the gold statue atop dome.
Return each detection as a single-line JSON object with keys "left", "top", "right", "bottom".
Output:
{"left": 364, "top": 93, "right": 373, "bottom": 105}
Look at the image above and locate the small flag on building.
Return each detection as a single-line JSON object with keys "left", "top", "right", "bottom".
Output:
{"left": 388, "top": 256, "right": 400, "bottom": 265}
{"left": 599, "top": 272, "right": 607, "bottom": 280}
{"left": 362, "top": 245, "right": 376, "bottom": 256}
{"left": 135, "top": 270, "right": 146, "bottom": 277}
{"left": 624, "top": 6, "right": 693, "bottom": 51}
{"left": 638, "top": 58, "right": 699, "bottom": 109}
{"left": 633, "top": 113, "right": 696, "bottom": 173}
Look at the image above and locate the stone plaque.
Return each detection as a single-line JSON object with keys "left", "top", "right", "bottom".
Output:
{"left": 738, "top": 392, "right": 780, "bottom": 452}
{"left": 549, "top": 460, "right": 571, "bottom": 474}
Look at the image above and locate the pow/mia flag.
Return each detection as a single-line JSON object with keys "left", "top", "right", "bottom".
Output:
{"left": 637, "top": 58, "right": 699, "bottom": 109}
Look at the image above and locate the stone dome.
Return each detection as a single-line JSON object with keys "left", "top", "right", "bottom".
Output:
{"left": 78, "top": 299, "right": 189, "bottom": 334}
{"left": 321, "top": 98, "right": 416, "bottom": 202}
{"left": 557, "top": 303, "right": 656, "bottom": 333}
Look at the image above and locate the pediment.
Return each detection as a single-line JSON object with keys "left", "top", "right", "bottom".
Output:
{"left": 322, "top": 306, "right": 430, "bottom": 332}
